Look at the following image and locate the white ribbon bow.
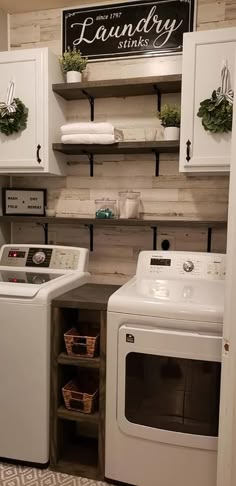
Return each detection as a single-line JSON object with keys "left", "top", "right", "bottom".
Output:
{"left": 0, "top": 81, "right": 17, "bottom": 117}
{"left": 215, "top": 62, "right": 234, "bottom": 106}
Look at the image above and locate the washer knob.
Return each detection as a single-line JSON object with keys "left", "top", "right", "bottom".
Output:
{"left": 183, "top": 260, "right": 194, "bottom": 273}
{"left": 33, "top": 251, "right": 46, "bottom": 265}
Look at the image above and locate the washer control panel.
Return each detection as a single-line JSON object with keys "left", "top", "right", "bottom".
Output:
{"left": 137, "top": 251, "right": 226, "bottom": 281}
{"left": 0, "top": 245, "right": 88, "bottom": 272}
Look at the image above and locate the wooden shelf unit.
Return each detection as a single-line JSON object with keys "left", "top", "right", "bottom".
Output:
{"left": 52, "top": 74, "right": 182, "bottom": 177}
{"left": 52, "top": 74, "right": 181, "bottom": 101}
{"left": 50, "top": 284, "right": 119, "bottom": 480}
{"left": 52, "top": 140, "right": 180, "bottom": 156}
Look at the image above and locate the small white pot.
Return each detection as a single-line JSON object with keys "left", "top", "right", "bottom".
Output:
{"left": 164, "top": 126, "right": 180, "bottom": 141}
{"left": 66, "top": 71, "right": 82, "bottom": 83}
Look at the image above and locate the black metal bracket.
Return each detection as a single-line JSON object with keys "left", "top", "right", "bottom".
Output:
{"left": 207, "top": 227, "right": 212, "bottom": 253}
{"left": 82, "top": 151, "right": 94, "bottom": 177}
{"left": 82, "top": 90, "right": 95, "bottom": 121}
{"left": 153, "top": 85, "right": 161, "bottom": 112}
{"left": 151, "top": 226, "right": 157, "bottom": 251}
{"left": 154, "top": 151, "right": 160, "bottom": 177}
{"left": 37, "top": 222, "right": 48, "bottom": 245}
{"left": 85, "top": 224, "right": 94, "bottom": 252}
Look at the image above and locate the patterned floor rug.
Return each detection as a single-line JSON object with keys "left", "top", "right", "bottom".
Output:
{"left": 0, "top": 463, "right": 111, "bottom": 486}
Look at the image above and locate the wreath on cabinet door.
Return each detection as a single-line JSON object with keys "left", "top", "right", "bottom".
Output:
{"left": 0, "top": 81, "right": 29, "bottom": 136}
{"left": 197, "top": 62, "right": 234, "bottom": 133}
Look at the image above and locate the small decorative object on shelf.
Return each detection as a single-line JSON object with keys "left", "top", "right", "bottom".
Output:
{"left": 0, "top": 81, "right": 28, "bottom": 136}
{"left": 64, "top": 327, "right": 99, "bottom": 357}
{"left": 197, "top": 62, "right": 234, "bottom": 133}
{"left": 62, "top": 377, "right": 98, "bottom": 414}
{"left": 59, "top": 47, "right": 88, "bottom": 83}
{"left": 95, "top": 198, "right": 117, "bottom": 219}
{"left": 119, "top": 191, "right": 141, "bottom": 219}
{"left": 157, "top": 104, "right": 180, "bottom": 141}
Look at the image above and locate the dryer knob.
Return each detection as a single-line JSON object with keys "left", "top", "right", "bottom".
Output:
{"left": 33, "top": 251, "right": 46, "bottom": 265}
{"left": 183, "top": 260, "right": 194, "bottom": 273}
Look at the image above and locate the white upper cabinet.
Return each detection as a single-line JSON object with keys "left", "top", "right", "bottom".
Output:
{"left": 0, "top": 48, "right": 65, "bottom": 175}
{"left": 180, "top": 28, "right": 236, "bottom": 173}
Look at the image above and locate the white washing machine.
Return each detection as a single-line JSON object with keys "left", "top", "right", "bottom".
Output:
{"left": 0, "top": 244, "right": 90, "bottom": 466}
{"left": 105, "top": 251, "right": 226, "bottom": 486}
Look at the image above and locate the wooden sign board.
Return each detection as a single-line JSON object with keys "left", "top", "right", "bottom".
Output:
{"left": 2, "top": 188, "right": 47, "bottom": 216}
{"left": 62, "top": 0, "right": 195, "bottom": 61}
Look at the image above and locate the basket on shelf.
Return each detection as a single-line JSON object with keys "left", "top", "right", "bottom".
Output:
{"left": 64, "top": 327, "right": 99, "bottom": 358}
{"left": 62, "top": 378, "right": 98, "bottom": 414}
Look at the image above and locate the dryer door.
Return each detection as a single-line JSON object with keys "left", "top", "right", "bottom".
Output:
{"left": 117, "top": 324, "right": 221, "bottom": 450}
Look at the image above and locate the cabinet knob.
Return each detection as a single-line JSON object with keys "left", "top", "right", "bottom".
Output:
{"left": 186, "top": 140, "right": 191, "bottom": 162}
{"left": 36, "top": 144, "right": 41, "bottom": 164}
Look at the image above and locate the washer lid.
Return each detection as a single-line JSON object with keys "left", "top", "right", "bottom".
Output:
{"left": 108, "top": 277, "right": 224, "bottom": 323}
{"left": 0, "top": 271, "right": 64, "bottom": 298}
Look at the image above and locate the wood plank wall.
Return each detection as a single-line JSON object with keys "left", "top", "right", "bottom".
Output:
{"left": 8, "top": 0, "right": 234, "bottom": 284}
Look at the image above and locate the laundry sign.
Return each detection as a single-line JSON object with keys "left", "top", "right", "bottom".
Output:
{"left": 62, "top": 0, "right": 195, "bottom": 61}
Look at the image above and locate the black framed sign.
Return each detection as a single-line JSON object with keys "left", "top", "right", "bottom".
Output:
{"left": 2, "top": 188, "right": 47, "bottom": 216}
{"left": 62, "top": 0, "right": 195, "bottom": 61}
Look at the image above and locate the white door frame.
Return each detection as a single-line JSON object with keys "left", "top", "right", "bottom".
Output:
{"left": 216, "top": 53, "right": 236, "bottom": 486}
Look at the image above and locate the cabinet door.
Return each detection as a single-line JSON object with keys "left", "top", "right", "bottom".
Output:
{"left": 180, "top": 28, "right": 236, "bottom": 173}
{"left": 0, "top": 49, "right": 44, "bottom": 170}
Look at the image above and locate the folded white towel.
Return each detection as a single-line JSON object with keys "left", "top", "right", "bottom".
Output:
{"left": 61, "top": 122, "right": 115, "bottom": 135}
{"left": 61, "top": 133, "right": 120, "bottom": 144}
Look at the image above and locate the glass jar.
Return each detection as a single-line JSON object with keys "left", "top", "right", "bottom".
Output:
{"left": 95, "top": 198, "right": 117, "bottom": 219}
{"left": 118, "top": 191, "right": 141, "bottom": 219}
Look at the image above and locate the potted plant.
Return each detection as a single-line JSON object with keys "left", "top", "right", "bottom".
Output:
{"left": 157, "top": 104, "right": 181, "bottom": 140}
{"left": 59, "top": 47, "right": 88, "bottom": 83}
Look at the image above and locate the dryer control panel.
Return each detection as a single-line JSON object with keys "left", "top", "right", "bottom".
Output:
{"left": 137, "top": 251, "right": 226, "bottom": 281}
{"left": 0, "top": 245, "right": 89, "bottom": 272}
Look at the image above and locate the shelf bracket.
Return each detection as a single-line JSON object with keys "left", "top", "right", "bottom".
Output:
{"left": 207, "top": 227, "right": 212, "bottom": 253}
{"left": 37, "top": 222, "right": 48, "bottom": 245}
{"left": 82, "top": 151, "right": 94, "bottom": 177}
{"left": 154, "top": 151, "right": 160, "bottom": 177}
{"left": 151, "top": 226, "right": 157, "bottom": 251}
{"left": 153, "top": 86, "right": 161, "bottom": 112}
{"left": 82, "top": 90, "right": 95, "bottom": 121}
{"left": 85, "top": 224, "right": 94, "bottom": 252}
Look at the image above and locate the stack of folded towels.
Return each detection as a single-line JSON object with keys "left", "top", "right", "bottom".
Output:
{"left": 60, "top": 122, "right": 124, "bottom": 144}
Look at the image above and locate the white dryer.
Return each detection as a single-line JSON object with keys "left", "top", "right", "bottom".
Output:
{"left": 105, "top": 251, "right": 226, "bottom": 486}
{"left": 0, "top": 244, "right": 90, "bottom": 466}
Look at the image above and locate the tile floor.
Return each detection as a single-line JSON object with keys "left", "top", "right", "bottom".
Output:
{"left": 0, "top": 462, "right": 111, "bottom": 486}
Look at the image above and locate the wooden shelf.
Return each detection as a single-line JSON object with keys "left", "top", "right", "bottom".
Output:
{"left": 57, "top": 406, "right": 99, "bottom": 425}
{"left": 57, "top": 352, "right": 100, "bottom": 368}
{"left": 0, "top": 215, "right": 227, "bottom": 228}
{"left": 52, "top": 75, "right": 181, "bottom": 101}
{"left": 53, "top": 439, "right": 99, "bottom": 479}
{"left": 53, "top": 284, "right": 120, "bottom": 310}
{"left": 52, "top": 140, "right": 179, "bottom": 155}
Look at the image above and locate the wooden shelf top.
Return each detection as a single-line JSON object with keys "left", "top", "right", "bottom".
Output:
{"left": 57, "top": 406, "right": 99, "bottom": 425}
{"left": 57, "top": 351, "right": 101, "bottom": 367}
{"left": 0, "top": 215, "right": 228, "bottom": 227}
{"left": 52, "top": 140, "right": 179, "bottom": 155}
{"left": 53, "top": 283, "right": 120, "bottom": 309}
{"left": 52, "top": 74, "right": 181, "bottom": 100}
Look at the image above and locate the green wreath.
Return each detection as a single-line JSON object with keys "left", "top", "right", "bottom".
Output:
{"left": 0, "top": 98, "right": 29, "bottom": 136}
{"left": 197, "top": 90, "right": 233, "bottom": 133}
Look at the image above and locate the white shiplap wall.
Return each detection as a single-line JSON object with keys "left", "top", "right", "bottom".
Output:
{"left": 8, "top": 1, "right": 233, "bottom": 284}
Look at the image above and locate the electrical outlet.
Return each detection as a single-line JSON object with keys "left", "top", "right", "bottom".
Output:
{"left": 48, "top": 231, "right": 57, "bottom": 245}
{"left": 157, "top": 234, "right": 176, "bottom": 251}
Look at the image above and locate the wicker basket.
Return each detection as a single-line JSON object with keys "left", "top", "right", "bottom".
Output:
{"left": 62, "top": 379, "right": 98, "bottom": 414}
{"left": 64, "top": 327, "right": 99, "bottom": 358}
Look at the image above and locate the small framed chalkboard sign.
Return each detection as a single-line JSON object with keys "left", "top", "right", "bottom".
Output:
{"left": 62, "top": 0, "right": 195, "bottom": 61}
{"left": 2, "top": 188, "right": 47, "bottom": 216}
